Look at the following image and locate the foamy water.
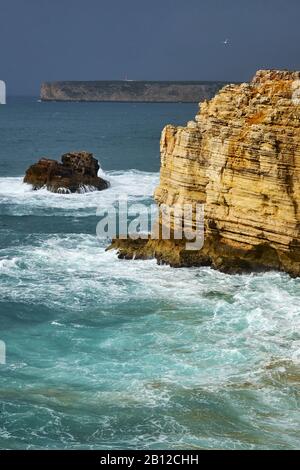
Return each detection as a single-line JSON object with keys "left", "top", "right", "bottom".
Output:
{"left": 0, "top": 100, "right": 299, "bottom": 450}
{"left": 0, "top": 170, "right": 299, "bottom": 450}
{"left": 0, "top": 170, "right": 159, "bottom": 216}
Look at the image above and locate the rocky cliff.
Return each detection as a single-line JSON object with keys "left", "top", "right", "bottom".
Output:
{"left": 110, "top": 70, "right": 300, "bottom": 277}
{"left": 41, "top": 80, "right": 229, "bottom": 103}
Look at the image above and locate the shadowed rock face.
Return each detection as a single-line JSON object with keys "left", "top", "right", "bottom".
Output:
{"left": 24, "top": 151, "right": 109, "bottom": 193}
{"left": 109, "top": 70, "right": 300, "bottom": 277}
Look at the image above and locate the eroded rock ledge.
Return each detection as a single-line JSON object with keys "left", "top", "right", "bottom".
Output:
{"left": 109, "top": 70, "right": 300, "bottom": 276}
{"left": 24, "top": 151, "right": 109, "bottom": 193}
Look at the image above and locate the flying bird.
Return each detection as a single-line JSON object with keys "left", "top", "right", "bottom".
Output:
{"left": 222, "top": 39, "right": 230, "bottom": 46}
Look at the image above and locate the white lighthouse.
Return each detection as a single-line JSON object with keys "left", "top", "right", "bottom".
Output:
{"left": 0, "top": 80, "right": 6, "bottom": 104}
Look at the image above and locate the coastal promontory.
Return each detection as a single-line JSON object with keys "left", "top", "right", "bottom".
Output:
{"left": 110, "top": 70, "right": 300, "bottom": 277}
{"left": 40, "top": 80, "right": 229, "bottom": 103}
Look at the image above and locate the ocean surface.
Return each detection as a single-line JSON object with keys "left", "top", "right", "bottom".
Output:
{"left": 0, "top": 97, "right": 299, "bottom": 450}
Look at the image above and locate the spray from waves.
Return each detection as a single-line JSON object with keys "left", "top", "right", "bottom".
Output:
{"left": 0, "top": 229, "right": 300, "bottom": 448}
{"left": 0, "top": 169, "right": 159, "bottom": 216}
{"left": 1, "top": 231, "right": 300, "bottom": 452}
{"left": 1, "top": 231, "right": 300, "bottom": 369}
{"left": 1, "top": 168, "right": 300, "bottom": 449}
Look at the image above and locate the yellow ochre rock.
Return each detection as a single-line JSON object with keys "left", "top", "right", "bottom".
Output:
{"left": 110, "top": 70, "right": 300, "bottom": 276}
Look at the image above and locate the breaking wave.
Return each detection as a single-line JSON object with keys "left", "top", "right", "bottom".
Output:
{"left": 0, "top": 168, "right": 299, "bottom": 450}
{"left": 0, "top": 170, "right": 159, "bottom": 216}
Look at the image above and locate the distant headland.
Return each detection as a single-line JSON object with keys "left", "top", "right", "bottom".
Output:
{"left": 40, "top": 80, "right": 230, "bottom": 103}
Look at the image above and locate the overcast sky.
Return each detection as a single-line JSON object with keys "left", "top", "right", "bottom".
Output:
{"left": 1, "top": 0, "right": 300, "bottom": 95}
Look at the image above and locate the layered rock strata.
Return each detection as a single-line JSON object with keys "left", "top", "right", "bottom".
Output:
{"left": 24, "top": 151, "right": 109, "bottom": 193}
{"left": 110, "top": 70, "right": 300, "bottom": 276}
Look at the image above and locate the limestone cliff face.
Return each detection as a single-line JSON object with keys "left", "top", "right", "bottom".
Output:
{"left": 110, "top": 70, "right": 300, "bottom": 276}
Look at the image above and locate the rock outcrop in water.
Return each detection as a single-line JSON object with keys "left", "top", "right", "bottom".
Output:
{"left": 40, "top": 80, "right": 230, "bottom": 103}
{"left": 110, "top": 70, "right": 300, "bottom": 277}
{"left": 24, "top": 151, "right": 109, "bottom": 193}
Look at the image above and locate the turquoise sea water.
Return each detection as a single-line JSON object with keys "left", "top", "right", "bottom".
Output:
{"left": 0, "top": 98, "right": 299, "bottom": 450}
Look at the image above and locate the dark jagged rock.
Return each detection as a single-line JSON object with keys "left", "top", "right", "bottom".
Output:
{"left": 24, "top": 151, "right": 109, "bottom": 193}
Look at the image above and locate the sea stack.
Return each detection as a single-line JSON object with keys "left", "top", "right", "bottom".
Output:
{"left": 110, "top": 70, "right": 300, "bottom": 277}
{"left": 24, "top": 151, "right": 109, "bottom": 193}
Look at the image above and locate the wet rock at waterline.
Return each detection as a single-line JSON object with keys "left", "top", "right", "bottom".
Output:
{"left": 24, "top": 151, "right": 110, "bottom": 193}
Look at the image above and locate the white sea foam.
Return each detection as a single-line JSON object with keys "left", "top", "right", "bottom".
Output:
{"left": 1, "top": 231, "right": 300, "bottom": 387}
{"left": 1, "top": 169, "right": 300, "bottom": 449}
{"left": 0, "top": 170, "right": 159, "bottom": 216}
{"left": 1, "top": 231, "right": 299, "bottom": 449}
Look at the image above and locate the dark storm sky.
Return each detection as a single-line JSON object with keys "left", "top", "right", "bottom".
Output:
{"left": 1, "top": 0, "right": 300, "bottom": 95}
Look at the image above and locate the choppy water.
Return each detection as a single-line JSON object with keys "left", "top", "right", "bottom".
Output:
{"left": 0, "top": 99, "right": 299, "bottom": 450}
